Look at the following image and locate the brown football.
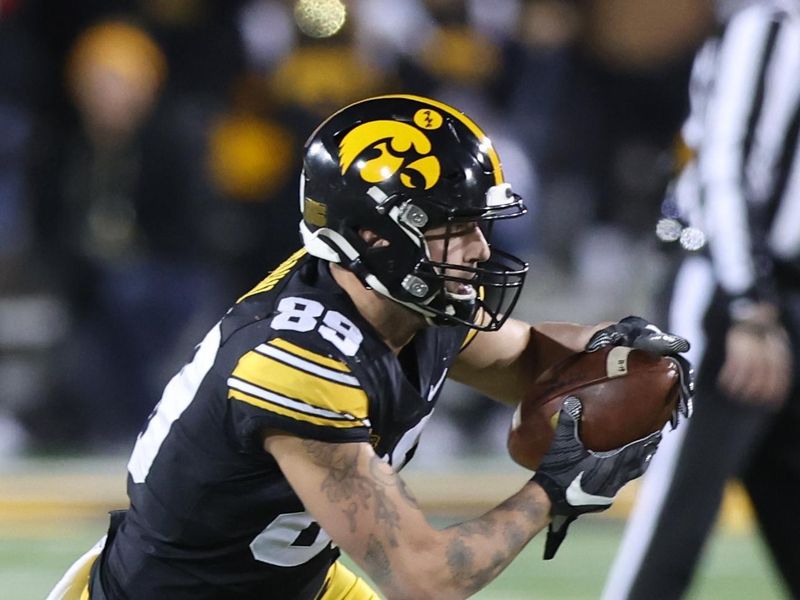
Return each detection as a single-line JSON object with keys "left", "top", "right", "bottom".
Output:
{"left": 507, "top": 345, "right": 681, "bottom": 470}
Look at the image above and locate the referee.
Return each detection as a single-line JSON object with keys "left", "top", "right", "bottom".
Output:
{"left": 603, "top": 1, "right": 800, "bottom": 598}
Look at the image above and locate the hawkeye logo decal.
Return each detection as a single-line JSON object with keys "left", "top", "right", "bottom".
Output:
{"left": 338, "top": 109, "right": 444, "bottom": 190}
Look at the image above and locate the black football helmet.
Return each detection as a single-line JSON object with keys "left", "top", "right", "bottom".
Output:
{"left": 299, "top": 94, "right": 528, "bottom": 331}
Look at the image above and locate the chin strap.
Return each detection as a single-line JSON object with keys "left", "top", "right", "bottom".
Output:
{"left": 302, "top": 221, "right": 478, "bottom": 327}
{"left": 299, "top": 222, "right": 346, "bottom": 263}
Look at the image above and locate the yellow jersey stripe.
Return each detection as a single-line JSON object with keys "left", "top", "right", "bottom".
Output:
{"left": 228, "top": 388, "right": 366, "bottom": 429}
{"left": 255, "top": 343, "right": 358, "bottom": 386}
{"left": 231, "top": 351, "right": 369, "bottom": 419}
{"left": 237, "top": 248, "right": 307, "bottom": 303}
{"left": 268, "top": 338, "right": 351, "bottom": 373}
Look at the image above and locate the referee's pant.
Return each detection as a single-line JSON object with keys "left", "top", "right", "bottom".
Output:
{"left": 602, "top": 255, "right": 800, "bottom": 600}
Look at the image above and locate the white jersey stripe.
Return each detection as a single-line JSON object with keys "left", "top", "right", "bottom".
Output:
{"left": 255, "top": 343, "right": 361, "bottom": 387}
{"left": 227, "top": 376, "right": 370, "bottom": 425}
{"left": 128, "top": 323, "right": 222, "bottom": 484}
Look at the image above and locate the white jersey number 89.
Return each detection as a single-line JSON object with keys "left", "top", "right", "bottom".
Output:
{"left": 272, "top": 297, "right": 363, "bottom": 357}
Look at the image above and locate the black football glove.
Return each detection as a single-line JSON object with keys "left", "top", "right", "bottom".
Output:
{"left": 663, "top": 353, "right": 695, "bottom": 428}
{"left": 586, "top": 315, "right": 690, "bottom": 355}
{"left": 586, "top": 315, "right": 695, "bottom": 427}
{"left": 532, "top": 396, "right": 661, "bottom": 559}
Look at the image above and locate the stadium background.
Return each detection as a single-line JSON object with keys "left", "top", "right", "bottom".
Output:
{"left": 0, "top": 0, "right": 788, "bottom": 597}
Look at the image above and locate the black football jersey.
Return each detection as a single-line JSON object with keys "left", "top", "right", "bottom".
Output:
{"left": 101, "top": 250, "right": 471, "bottom": 600}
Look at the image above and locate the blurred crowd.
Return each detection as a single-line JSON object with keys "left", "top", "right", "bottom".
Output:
{"left": 0, "top": 0, "right": 720, "bottom": 456}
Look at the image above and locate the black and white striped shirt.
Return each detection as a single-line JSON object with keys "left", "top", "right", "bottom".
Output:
{"left": 673, "top": 0, "right": 800, "bottom": 300}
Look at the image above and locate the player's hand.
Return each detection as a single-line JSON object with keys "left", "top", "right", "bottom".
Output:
{"left": 533, "top": 396, "right": 661, "bottom": 515}
{"left": 586, "top": 315, "right": 690, "bottom": 355}
{"left": 719, "top": 305, "right": 792, "bottom": 408}
{"left": 662, "top": 353, "right": 695, "bottom": 427}
{"left": 586, "top": 316, "right": 695, "bottom": 426}
{"left": 532, "top": 396, "right": 661, "bottom": 559}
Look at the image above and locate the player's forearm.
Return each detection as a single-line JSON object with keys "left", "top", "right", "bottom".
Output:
{"left": 272, "top": 436, "right": 552, "bottom": 599}
{"left": 452, "top": 319, "right": 603, "bottom": 404}
{"left": 531, "top": 322, "right": 606, "bottom": 358}
{"left": 508, "top": 322, "right": 607, "bottom": 396}
{"left": 372, "top": 482, "right": 551, "bottom": 599}
{"left": 437, "top": 481, "right": 550, "bottom": 597}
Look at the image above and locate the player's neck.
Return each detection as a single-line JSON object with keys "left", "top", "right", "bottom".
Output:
{"left": 330, "top": 264, "right": 424, "bottom": 354}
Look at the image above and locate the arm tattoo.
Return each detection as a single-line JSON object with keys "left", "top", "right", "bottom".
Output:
{"left": 343, "top": 502, "right": 358, "bottom": 534}
{"left": 301, "top": 440, "right": 402, "bottom": 546}
{"left": 366, "top": 456, "right": 401, "bottom": 544}
{"left": 301, "top": 439, "right": 549, "bottom": 596}
{"left": 396, "top": 476, "right": 420, "bottom": 509}
{"left": 504, "top": 522, "right": 526, "bottom": 550}
{"left": 447, "top": 540, "right": 507, "bottom": 596}
{"left": 446, "top": 538, "right": 474, "bottom": 579}
{"left": 442, "top": 486, "right": 549, "bottom": 594}
{"left": 364, "top": 534, "right": 393, "bottom": 588}
{"left": 366, "top": 451, "right": 420, "bottom": 509}
{"left": 452, "top": 517, "right": 496, "bottom": 538}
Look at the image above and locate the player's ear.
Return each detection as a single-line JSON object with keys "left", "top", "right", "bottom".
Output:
{"left": 358, "top": 228, "right": 390, "bottom": 248}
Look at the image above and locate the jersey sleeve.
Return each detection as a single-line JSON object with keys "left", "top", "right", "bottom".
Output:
{"left": 226, "top": 335, "right": 371, "bottom": 449}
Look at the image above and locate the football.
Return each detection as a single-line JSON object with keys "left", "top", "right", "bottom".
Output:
{"left": 507, "top": 345, "right": 681, "bottom": 470}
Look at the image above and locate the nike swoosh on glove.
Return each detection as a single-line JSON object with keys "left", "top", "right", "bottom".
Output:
{"left": 532, "top": 396, "right": 661, "bottom": 559}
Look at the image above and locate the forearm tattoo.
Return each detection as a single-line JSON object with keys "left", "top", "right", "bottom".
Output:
{"left": 448, "top": 544, "right": 506, "bottom": 598}
{"left": 301, "top": 440, "right": 548, "bottom": 596}
{"left": 445, "top": 538, "right": 474, "bottom": 579}
{"left": 443, "top": 485, "right": 549, "bottom": 594}
{"left": 343, "top": 502, "right": 358, "bottom": 534}
{"left": 301, "top": 440, "right": 410, "bottom": 547}
{"left": 394, "top": 470, "right": 420, "bottom": 509}
{"left": 364, "top": 534, "right": 393, "bottom": 588}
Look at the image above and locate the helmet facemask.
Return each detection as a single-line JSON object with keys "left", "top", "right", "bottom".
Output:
{"left": 391, "top": 185, "right": 528, "bottom": 331}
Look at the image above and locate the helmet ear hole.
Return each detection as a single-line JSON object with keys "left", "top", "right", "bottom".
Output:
{"left": 358, "top": 229, "right": 390, "bottom": 249}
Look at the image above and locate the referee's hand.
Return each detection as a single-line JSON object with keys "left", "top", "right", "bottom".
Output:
{"left": 719, "top": 304, "right": 792, "bottom": 408}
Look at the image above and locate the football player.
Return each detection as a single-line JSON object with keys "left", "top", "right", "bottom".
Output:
{"left": 48, "top": 95, "right": 691, "bottom": 600}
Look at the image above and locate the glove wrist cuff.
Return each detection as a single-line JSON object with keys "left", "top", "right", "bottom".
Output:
{"left": 532, "top": 472, "right": 568, "bottom": 517}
